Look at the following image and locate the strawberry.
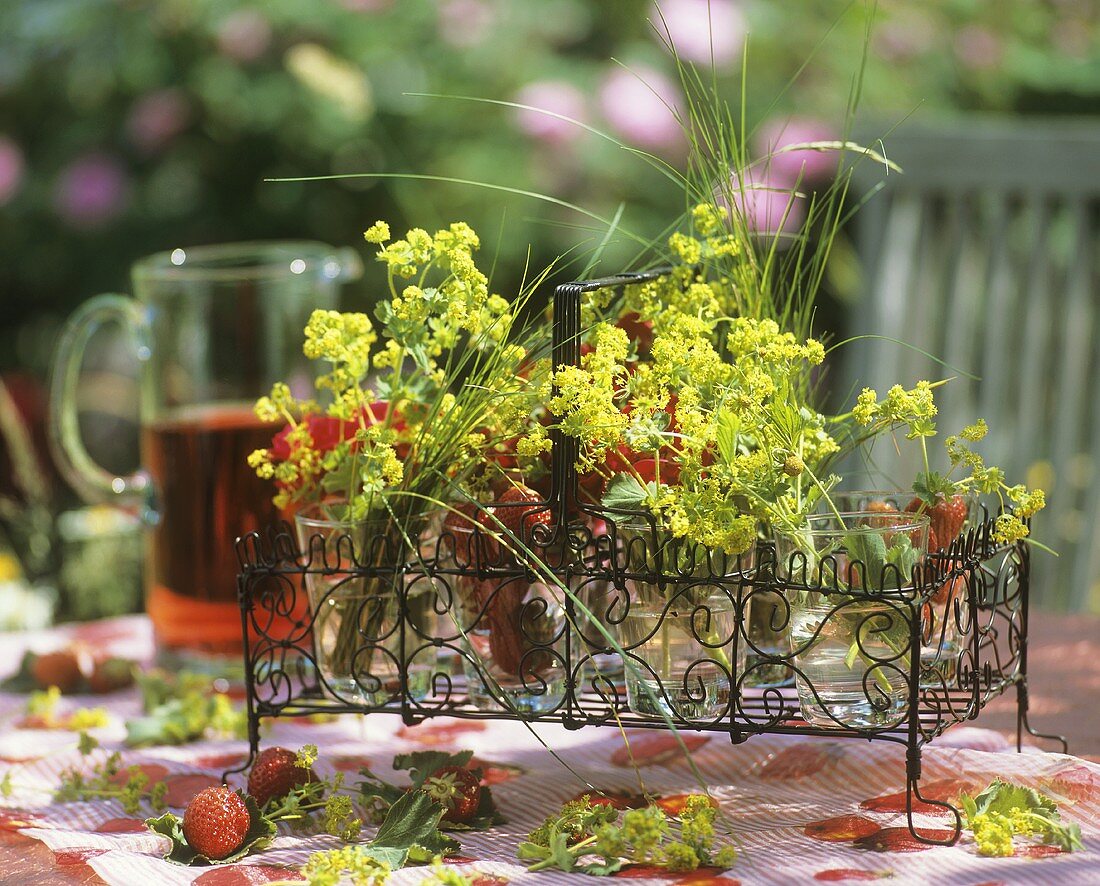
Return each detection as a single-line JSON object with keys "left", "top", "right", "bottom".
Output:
{"left": 421, "top": 765, "right": 482, "bottom": 824}
{"left": 182, "top": 786, "right": 251, "bottom": 860}
{"left": 88, "top": 657, "right": 134, "bottom": 694}
{"left": 906, "top": 492, "right": 969, "bottom": 552}
{"left": 491, "top": 484, "right": 552, "bottom": 544}
{"left": 31, "top": 651, "right": 83, "bottom": 693}
{"left": 247, "top": 747, "right": 314, "bottom": 808}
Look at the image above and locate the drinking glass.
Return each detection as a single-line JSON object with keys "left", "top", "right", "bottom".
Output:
{"left": 49, "top": 242, "right": 362, "bottom": 670}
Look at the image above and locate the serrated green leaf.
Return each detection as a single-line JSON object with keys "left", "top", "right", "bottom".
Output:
{"left": 843, "top": 531, "right": 887, "bottom": 586}
{"left": 360, "top": 845, "right": 409, "bottom": 869}
{"left": 394, "top": 751, "right": 473, "bottom": 789}
{"left": 715, "top": 410, "right": 740, "bottom": 464}
{"left": 602, "top": 473, "right": 647, "bottom": 512}
{"left": 371, "top": 790, "right": 457, "bottom": 858}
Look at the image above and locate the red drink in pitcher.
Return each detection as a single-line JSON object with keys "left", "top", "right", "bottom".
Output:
{"left": 50, "top": 241, "right": 362, "bottom": 670}
{"left": 143, "top": 404, "right": 284, "bottom": 660}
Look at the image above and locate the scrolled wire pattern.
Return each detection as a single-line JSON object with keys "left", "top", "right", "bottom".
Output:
{"left": 231, "top": 272, "right": 1065, "bottom": 847}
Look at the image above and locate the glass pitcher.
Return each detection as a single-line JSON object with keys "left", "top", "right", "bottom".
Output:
{"left": 49, "top": 241, "right": 362, "bottom": 670}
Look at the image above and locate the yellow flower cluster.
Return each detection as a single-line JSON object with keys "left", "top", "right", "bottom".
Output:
{"left": 249, "top": 219, "right": 545, "bottom": 515}
{"left": 853, "top": 381, "right": 1046, "bottom": 546}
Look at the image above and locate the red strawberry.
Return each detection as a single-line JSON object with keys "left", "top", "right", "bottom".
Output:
{"left": 421, "top": 765, "right": 482, "bottom": 824}
{"left": 182, "top": 786, "right": 252, "bottom": 860}
{"left": 31, "top": 651, "right": 83, "bottom": 693}
{"left": 862, "top": 500, "right": 897, "bottom": 528}
{"left": 492, "top": 485, "right": 552, "bottom": 544}
{"left": 443, "top": 502, "right": 483, "bottom": 567}
{"left": 247, "top": 747, "right": 315, "bottom": 808}
{"left": 906, "top": 493, "right": 968, "bottom": 551}
{"left": 931, "top": 573, "right": 967, "bottom": 606}
{"left": 88, "top": 657, "right": 134, "bottom": 694}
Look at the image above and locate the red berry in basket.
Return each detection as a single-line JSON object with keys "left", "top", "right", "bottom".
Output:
{"left": 906, "top": 493, "right": 968, "bottom": 551}
{"left": 31, "top": 651, "right": 83, "bottom": 693}
{"left": 492, "top": 485, "right": 552, "bottom": 540}
{"left": 88, "top": 657, "right": 134, "bottom": 694}
{"left": 182, "top": 786, "right": 251, "bottom": 860}
{"left": 247, "top": 747, "right": 315, "bottom": 808}
{"left": 421, "top": 765, "right": 482, "bottom": 824}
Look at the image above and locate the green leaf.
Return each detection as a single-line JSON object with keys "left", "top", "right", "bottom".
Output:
{"left": 359, "top": 845, "right": 410, "bottom": 869}
{"left": 548, "top": 831, "right": 577, "bottom": 872}
{"left": 146, "top": 793, "right": 275, "bottom": 866}
{"left": 843, "top": 530, "right": 888, "bottom": 586}
{"left": 970, "top": 780, "right": 1054, "bottom": 818}
{"left": 516, "top": 841, "right": 551, "bottom": 862}
{"left": 371, "top": 790, "right": 460, "bottom": 859}
{"left": 581, "top": 859, "right": 624, "bottom": 876}
{"left": 715, "top": 410, "right": 740, "bottom": 464}
{"left": 601, "top": 473, "right": 648, "bottom": 512}
{"left": 961, "top": 779, "right": 1084, "bottom": 854}
{"left": 883, "top": 533, "right": 920, "bottom": 584}
{"left": 394, "top": 751, "right": 473, "bottom": 789}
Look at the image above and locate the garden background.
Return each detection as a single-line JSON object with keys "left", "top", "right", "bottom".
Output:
{"left": 1, "top": 0, "right": 1099, "bottom": 624}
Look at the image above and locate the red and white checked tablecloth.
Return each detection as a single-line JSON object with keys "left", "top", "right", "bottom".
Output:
{"left": 0, "top": 616, "right": 1096, "bottom": 886}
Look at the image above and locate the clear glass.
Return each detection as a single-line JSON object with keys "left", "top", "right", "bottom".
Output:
{"left": 788, "top": 596, "right": 912, "bottom": 728}
{"left": 830, "top": 491, "right": 975, "bottom": 686}
{"left": 439, "top": 523, "right": 573, "bottom": 714}
{"left": 615, "top": 521, "right": 749, "bottom": 721}
{"left": 295, "top": 508, "right": 437, "bottom": 706}
{"left": 776, "top": 511, "right": 929, "bottom": 729}
{"left": 742, "top": 583, "right": 793, "bottom": 689}
{"left": 49, "top": 242, "right": 362, "bottom": 670}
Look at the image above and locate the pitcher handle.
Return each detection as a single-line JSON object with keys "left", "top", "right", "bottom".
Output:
{"left": 48, "top": 294, "right": 152, "bottom": 510}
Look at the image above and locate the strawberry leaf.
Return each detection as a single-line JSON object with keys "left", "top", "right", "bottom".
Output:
{"left": 393, "top": 751, "right": 473, "bottom": 789}
{"left": 370, "top": 790, "right": 460, "bottom": 862}
{"left": 146, "top": 792, "right": 275, "bottom": 866}
{"left": 361, "top": 751, "right": 506, "bottom": 832}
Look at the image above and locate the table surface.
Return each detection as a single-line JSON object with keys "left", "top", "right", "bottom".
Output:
{"left": 0, "top": 610, "right": 1096, "bottom": 885}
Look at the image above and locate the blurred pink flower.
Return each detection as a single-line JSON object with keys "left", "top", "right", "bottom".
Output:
{"left": 755, "top": 117, "right": 837, "bottom": 186}
{"left": 599, "top": 65, "right": 684, "bottom": 151}
{"left": 514, "top": 81, "right": 588, "bottom": 146}
{"left": 126, "top": 89, "right": 190, "bottom": 153}
{"left": 0, "top": 137, "right": 25, "bottom": 206}
{"left": 719, "top": 170, "right": 804, "bottom": 237}
{"left": 953, "top": 25, "right": 1002, "bottom": 71}
{"left": 53, "top": 154, "right": 130, "bottom": 229}
{"left": 873, "top": 13, "right": 935, "bottom": 63}
{"left": 217, "top": 10, "right": 272, "bottom": 62}
{"left": 438, "top": 0, "right": 495, "bottom": 48}
{"left": 652, "top": 0, "right": 745, "bottom": 66}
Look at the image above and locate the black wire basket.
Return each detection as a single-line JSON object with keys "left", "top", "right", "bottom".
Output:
{"left": 232, "top": 271, "right": 1065, "bottom": 845}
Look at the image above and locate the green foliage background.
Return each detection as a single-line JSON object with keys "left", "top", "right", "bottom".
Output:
{"left": 2, "top": 0, "right": 1098, "bottom": 371}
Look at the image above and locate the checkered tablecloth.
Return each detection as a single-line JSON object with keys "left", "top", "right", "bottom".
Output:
{"left": 0, "top": 617, "right": 1096, "bottom": 885}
